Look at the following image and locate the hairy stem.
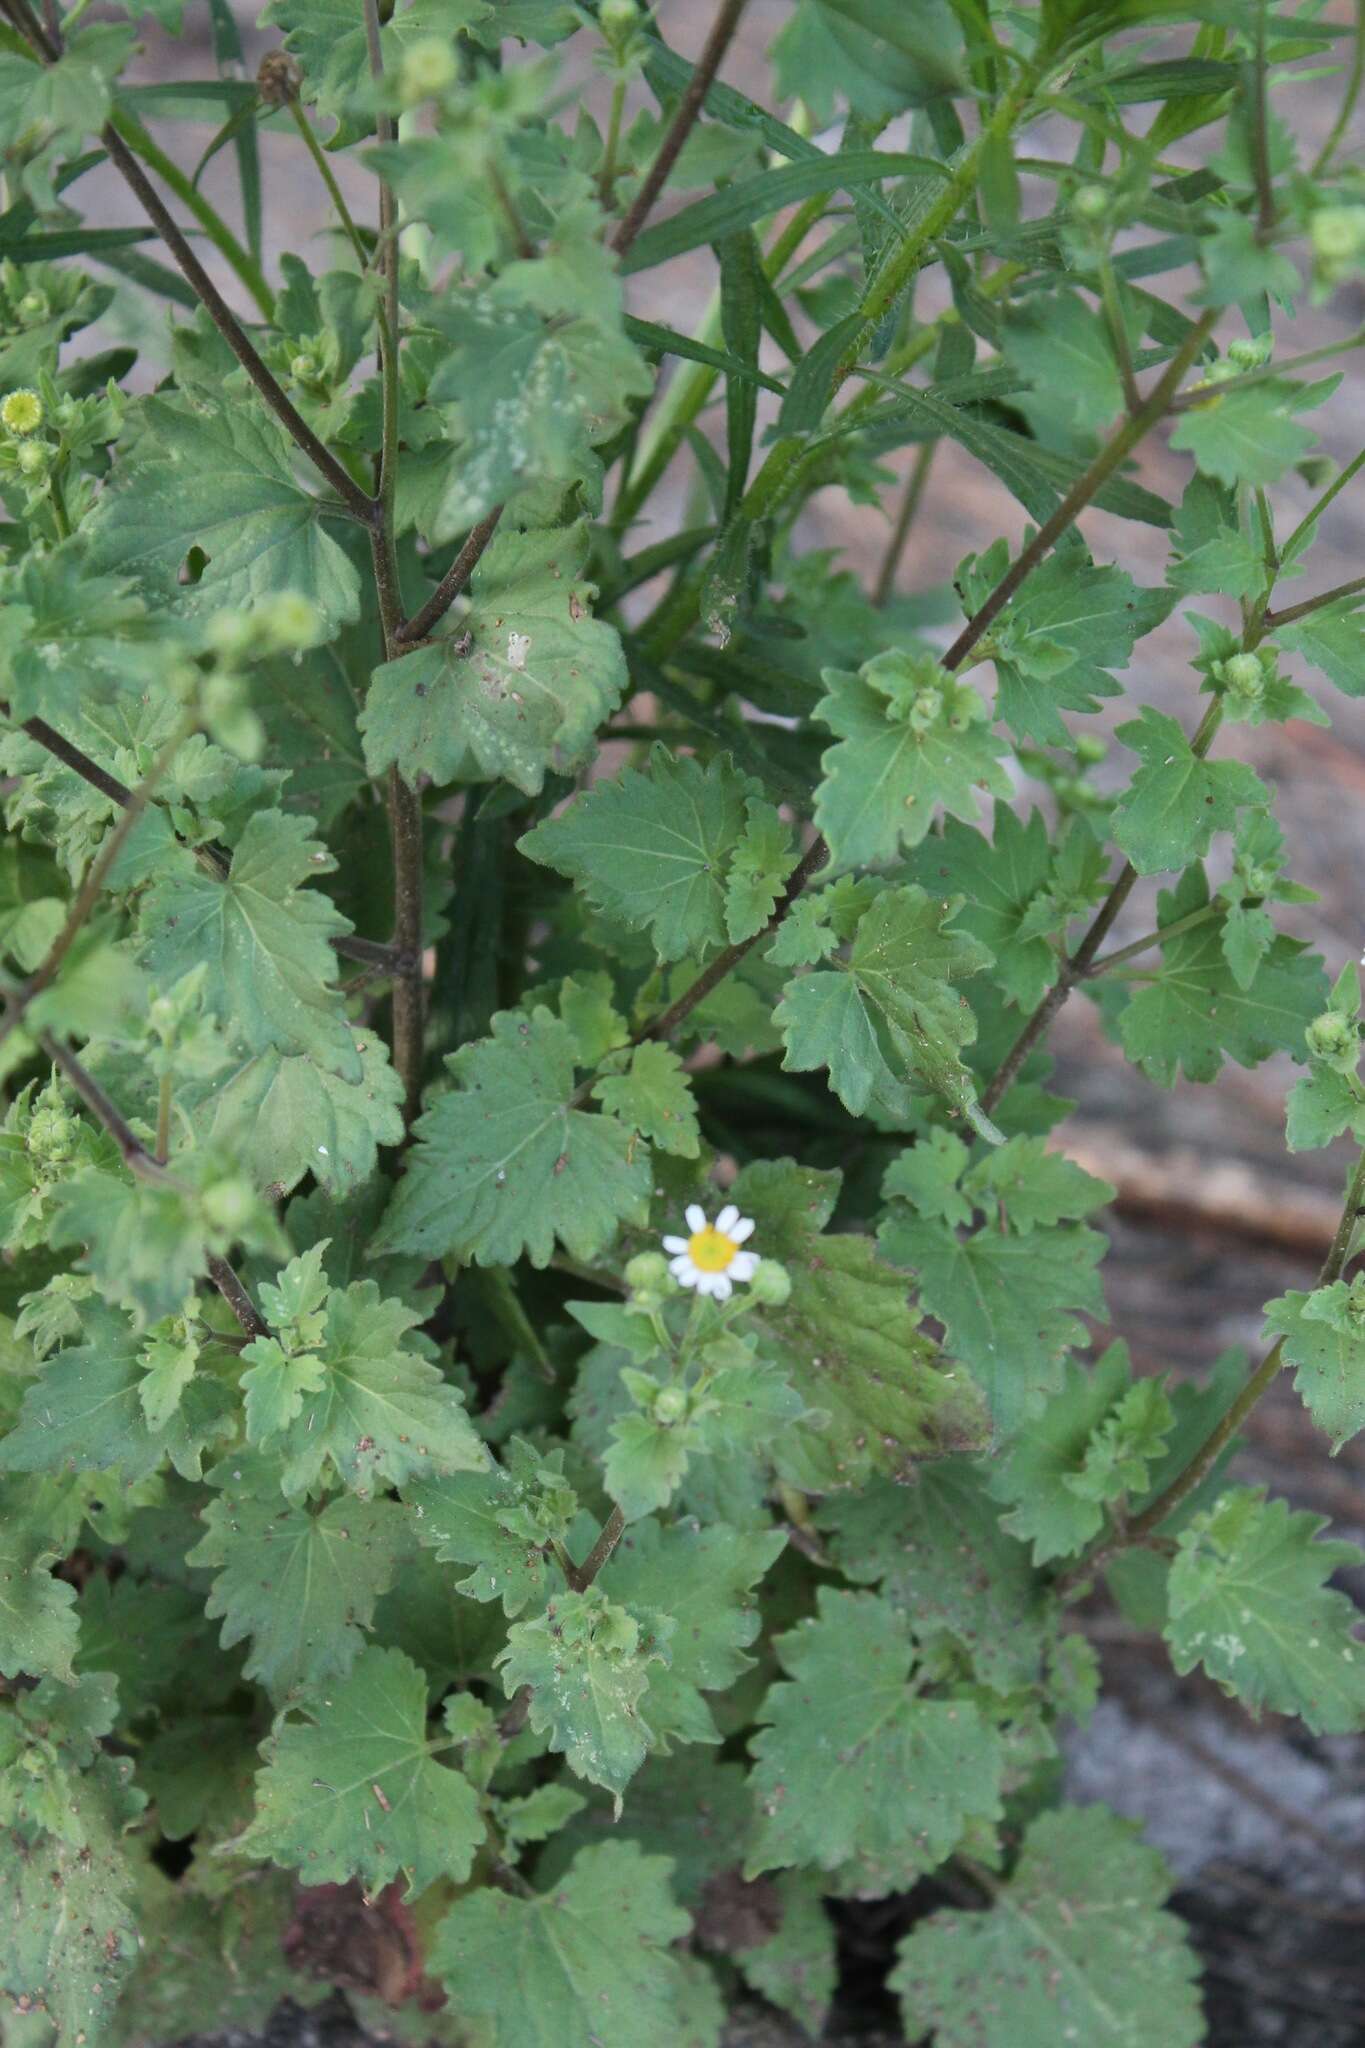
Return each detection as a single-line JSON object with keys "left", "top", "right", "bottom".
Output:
{"left": 363, "top": 0, "right": 425, "bottom": 1129}
{"left": 155, "top": 1069, "right": 173, "bottom": 1166}
{"left": 840, "top": 68, "right": 1038, "bottom": 376}
{"left": 610, "top": 0, "right": 751, "bottom": 258}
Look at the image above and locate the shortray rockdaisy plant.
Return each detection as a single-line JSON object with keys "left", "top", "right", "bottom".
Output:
{"left": 663, "top": 1203, "right": 759, "bottom": 1300}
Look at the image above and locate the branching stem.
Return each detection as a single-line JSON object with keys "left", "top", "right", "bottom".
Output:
{"left": 1070, "top": 1144, "right": 1365, "bottom": 1586}
{"left": 37, "top": 1030, "right": 270, "bottom": 1338}
{"left": 397, "top": 507, "right": 504, "bottom": 645}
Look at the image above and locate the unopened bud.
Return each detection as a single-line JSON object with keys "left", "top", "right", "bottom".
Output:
{"left": 1306, "top": 1008, "right": 1359, "bottom": 1071}
{"left": 1070, "top": 183, "right": 1110, "bottom": 224}
{"left": 748, "top": 1259, "right": 792, "bottom": 1307}
{"left": 652, "top": 1383, "right": 689, "bottom": 1425}
{"left": 625, "top": 1250, "right": 669, "bottom": 1294}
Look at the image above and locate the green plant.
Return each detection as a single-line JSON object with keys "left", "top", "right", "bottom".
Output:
{"left": 0, "top": 0, "right": 1363, "bottom": 2040}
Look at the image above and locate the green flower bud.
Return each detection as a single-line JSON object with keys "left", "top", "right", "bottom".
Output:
{"left": 15, "top": 439, "right": 48, "bottom": 477}
{"left": 908, "top": 684, "right": 943, "bottom": 734}
{"left": 261, "top": 591, "right": 319, "bottom": 651}
{"left": 1227, "top": 333, "right": 1272, "bottom": 370}
{"left": 1311, "top": 206, "right": 1365, "bottom": 291}
{"left": 290, "top": 352, "right": 322, "bottom": 386}
{"left": 1306, "top": 1008, "right": 1360, "bottom": 1071}
{"left": 1296, "top": 455, "right": 1335, "bottom": 490}
{"left": 1074, "top": 734, "right": 1107, "bottom": 765}
{"left": 28, "top": 1104, "right": 76, "bottom": 1163}
{"left": 399, "top": 35, "right": 458, "bottom": 105}
{"left": 626, "top": 1250, "right": 670, "bottom": 1294}
{"left": 600, "top": 0, "right": 641, "bottom": 50}
{"left": 16, "top": 290, "right": 48, "bottom": 327}
{"left": 1311, "top": 205, "right": 1365, "bottom": 264}
{"left": 205, "top": 610, "right": 255, "bottom": 659}
{"left": 652, "top": 1382, "right": 689, "bottom": 1425}
{"left": 202, "top": 1177, "right": 256, "bottom": 1231}
{"left": 748, "top": 1259, "right": 792, "bottom": 1307}
{"left": 1220, "top": 651, "right": 1265, "bottom": 700}
{"left": 1070, "top": 182, "right": 1110, "bottom": 222}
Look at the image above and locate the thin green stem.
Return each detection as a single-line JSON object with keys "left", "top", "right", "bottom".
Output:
{"left": 1078, "top": 1142, "right": 1365, "bottom": 1576}
{"left": 1170, "top": 328, "right": 1365, "bottom": 412}
{"left": 1264, "top": 572, "right": 1365, "bottom": 631}
{"left": 489, "top": 160, "right": 535, "bottom": 261}
{"left": 1096, "top": 249, "right": 1139, "bottom": 415}
{"left": 838, "top": 67, "right": 1038, "bottom": 376}
{"left": 872, "top": 439, "right": 935, "bottom": 606}
{"left": 1311, "top": 0, "right": 1365, "bottom": 177}
{"left": 1082, "top": 903, "right": 1221, "bottom": 977}
{"left": 1278, "top": 445, "right": 1365, "bottom": 565}
{"left": 288, "top": 96, "right": 369, "bottom": 271}
{"left": 613, "top": 190, "right": 829, "bottom": 533}
{"left": 109, "top": 106, "right": 274, "bottom": 321}
{"left": 981, "top": 700, "right": 1224, "bottom": 1116}
{"left": 598, "top": 74, "right": 627, "bottom": 207}
{"left": 155, "top": 1069, "right": 173, "bottom": 1166}
{"left": 1251, "top": 4, "right": 1276, "bottom": 237}
{"left": 46, "top": 464, "right": 71, "bottom": 541}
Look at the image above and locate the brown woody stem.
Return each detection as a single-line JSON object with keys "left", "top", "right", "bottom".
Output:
{"left": 610, "top": 0, "right": 750, "bottom": 258}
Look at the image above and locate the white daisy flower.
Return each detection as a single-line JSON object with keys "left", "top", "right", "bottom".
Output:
{"left": 661, "top": 1203, "right": 758, "bottom": 1301}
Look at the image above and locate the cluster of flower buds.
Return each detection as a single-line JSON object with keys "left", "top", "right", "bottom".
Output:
{"left": 1212, "top": 646, "right": 1276, "bottom": 715}
{"left": 1306, "top": 1004, "right": 1362, "bottom": 1075}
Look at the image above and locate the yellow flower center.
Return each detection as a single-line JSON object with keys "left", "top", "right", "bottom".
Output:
{"left": 688, "top": 1226, "right": 738, "bottom": 1273}
{"left": 1, "top": 389, "right": 42, "bottom": 436}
